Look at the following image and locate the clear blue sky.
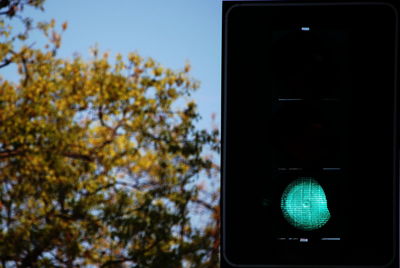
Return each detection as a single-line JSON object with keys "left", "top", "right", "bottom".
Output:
{"left": 21, "top": 0, "right": 222, "bottom": 131}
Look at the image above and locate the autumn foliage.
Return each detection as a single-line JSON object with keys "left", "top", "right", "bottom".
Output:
{"left": 0, "top": 1, "right": 220, "bottom": 267}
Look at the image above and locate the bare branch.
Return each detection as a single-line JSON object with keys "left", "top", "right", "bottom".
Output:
{"left": 62, "top": 151, "right": 94, "bottom": 162}
{"left": 0, "top": 148, "right": 25, "bottom": 159}
{"left": 0, "top": 58, "right": 12, "bottom": 69}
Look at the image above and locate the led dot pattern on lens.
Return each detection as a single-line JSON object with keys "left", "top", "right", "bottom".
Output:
{"left": 281, "top": 177, "right": 331, "bottom": 231}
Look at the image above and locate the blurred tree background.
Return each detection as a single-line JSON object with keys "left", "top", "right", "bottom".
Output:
{"left": 0, "top": 1, "right": 220, "bottom": 267}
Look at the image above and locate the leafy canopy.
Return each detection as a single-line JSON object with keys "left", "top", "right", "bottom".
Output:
{"left": 0, "top": 1, "right": 220, "bottom": 267}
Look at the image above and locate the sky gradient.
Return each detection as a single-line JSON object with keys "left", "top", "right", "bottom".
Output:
{"left": 19, "top": 0, "right": 222, "bottom": 131}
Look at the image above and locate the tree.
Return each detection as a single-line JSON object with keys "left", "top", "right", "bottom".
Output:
{"left": 0, "top": 2, "right": 220, "bottom": 267}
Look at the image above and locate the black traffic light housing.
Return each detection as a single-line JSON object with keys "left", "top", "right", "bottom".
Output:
{"left": 221, "top": 0, "right": 399, "bottom": 267}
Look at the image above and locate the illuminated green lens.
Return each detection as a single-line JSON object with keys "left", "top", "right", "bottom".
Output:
{"left": 281, "top": 177, "right": 331, "bottom": 231}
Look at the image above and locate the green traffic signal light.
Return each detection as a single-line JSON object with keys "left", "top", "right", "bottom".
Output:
{"left": 281, "top": 177, "right": 331, "bottom": 231}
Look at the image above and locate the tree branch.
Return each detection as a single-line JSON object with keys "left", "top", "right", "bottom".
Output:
{"left": 100, "top": 257, "right": 132, "bottom": 268}
{"left": 62, "top": 151, "right": 94, "bottom": 162}
{"left": 0, "top": 58, "right": 12, "bottom": 69}
{"left": 0, "top": 148, "right": 25, "bottom": 159}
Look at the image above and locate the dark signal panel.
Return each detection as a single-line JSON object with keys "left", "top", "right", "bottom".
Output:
{"left": 222, "top": 2, "right": 398, "bottom": 267}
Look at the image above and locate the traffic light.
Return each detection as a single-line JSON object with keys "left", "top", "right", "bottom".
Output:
{"left": 221, "top": 1, "right": 399, "bottom": 267}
